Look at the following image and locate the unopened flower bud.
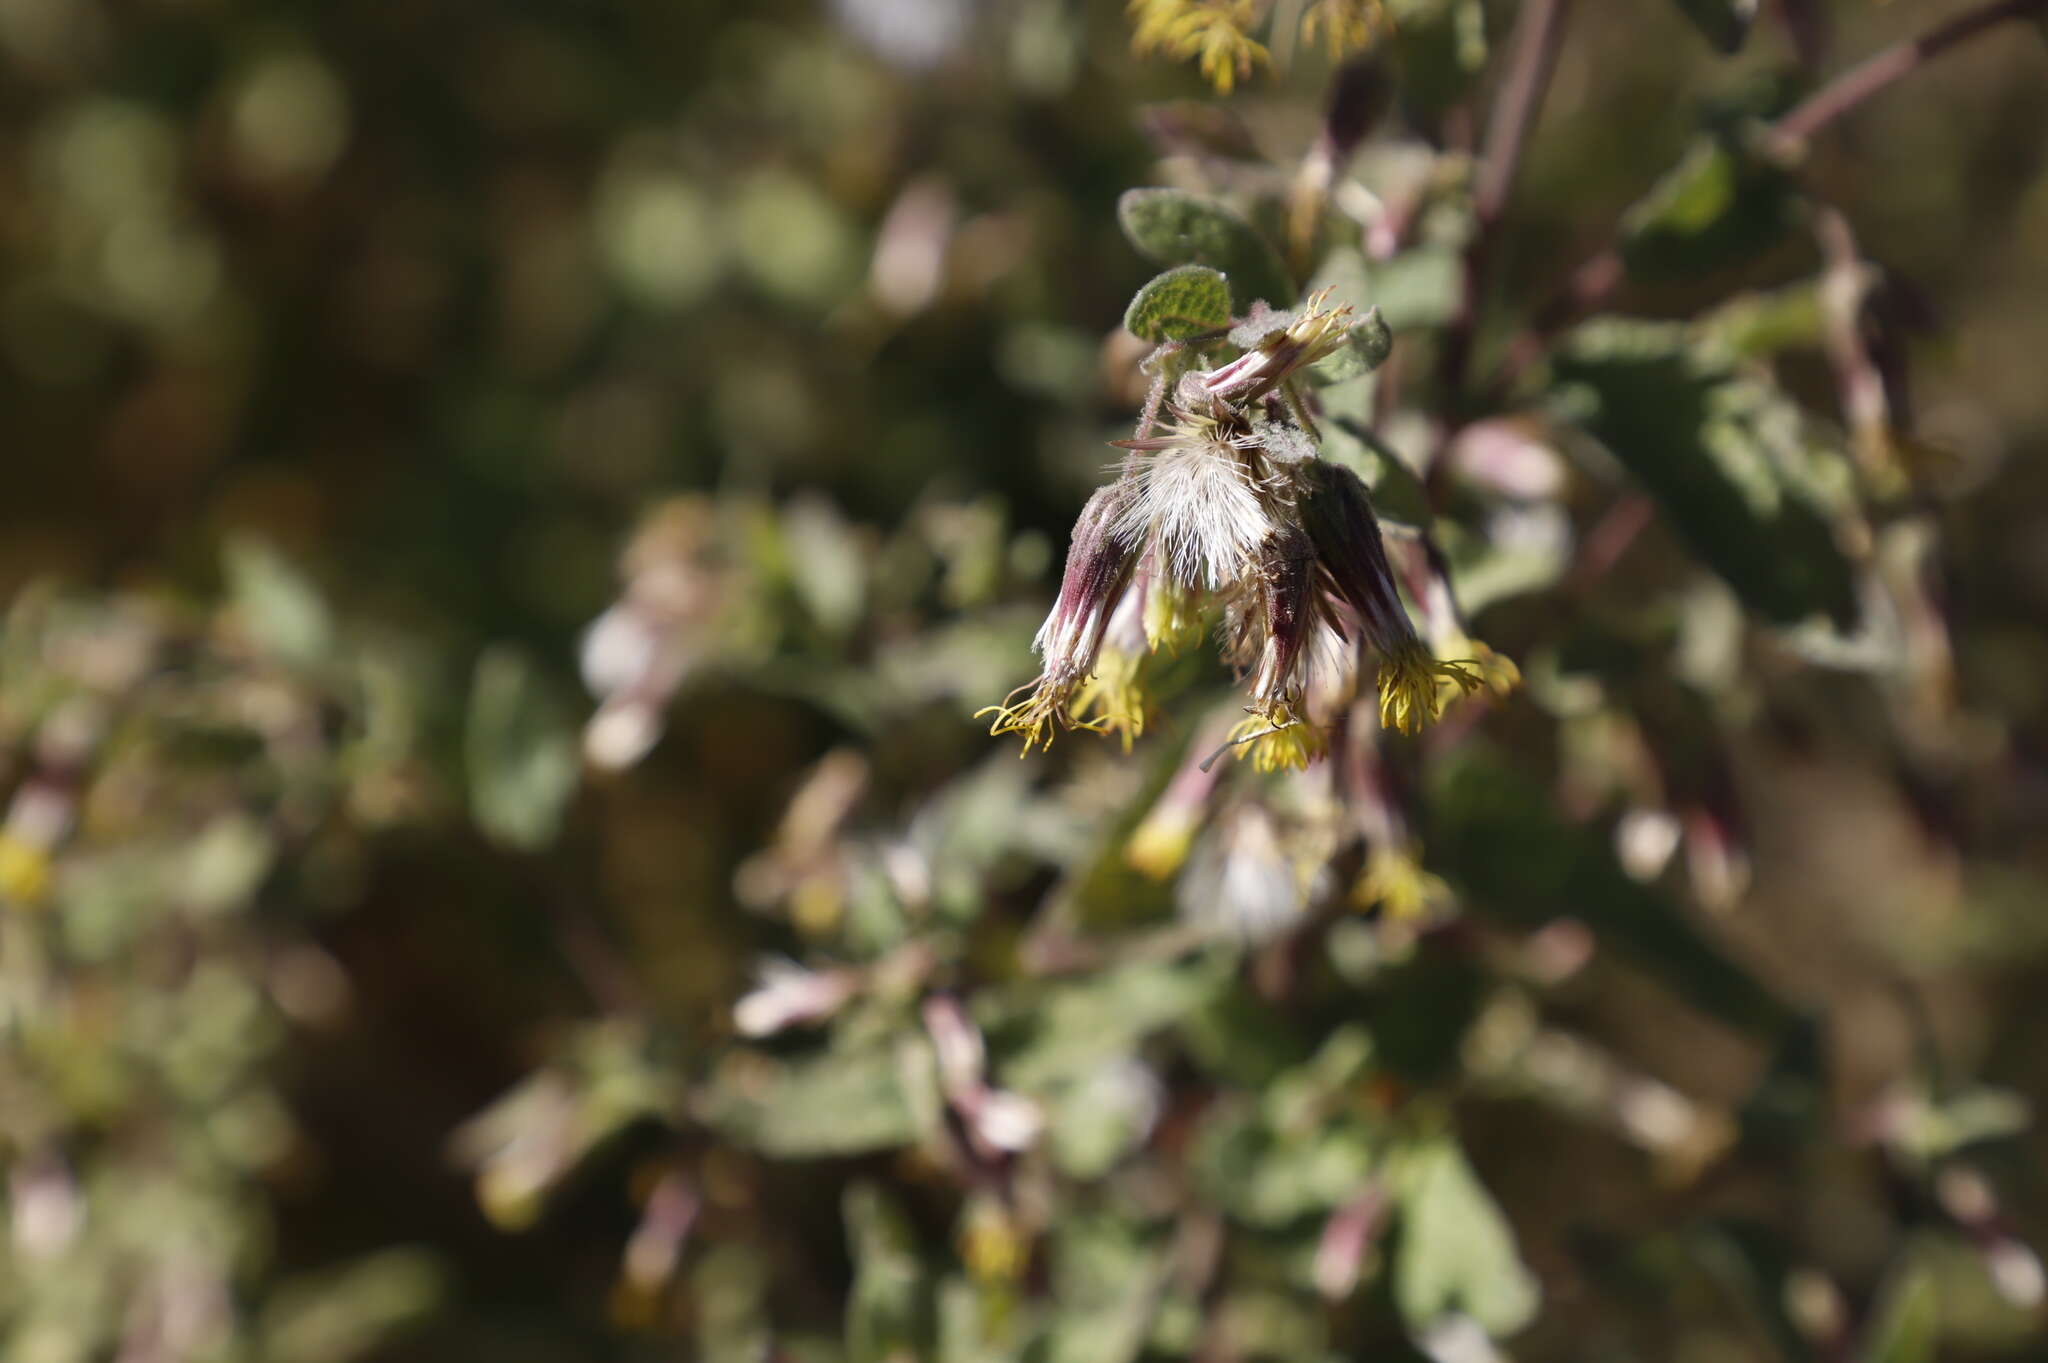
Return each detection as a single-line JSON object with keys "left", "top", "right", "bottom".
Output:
{"left": 1201, "top": 289, "right": 1355, "bottom": 402}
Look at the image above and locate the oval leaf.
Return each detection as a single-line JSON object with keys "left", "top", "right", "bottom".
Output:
{"left": 1553, "top": 319, "right": 1856, "bottom": 627}
{"left": 1123, "top": 264, "right": 1233, "bottom": 342}
{"left": 1395, "top": 1138, "right": 1540, "bottom": 1339}
{"left": 1117, "top": 188, "right": 1294, "bottom": 312}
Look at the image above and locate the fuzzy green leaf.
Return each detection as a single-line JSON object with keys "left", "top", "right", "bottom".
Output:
{"left": 1123, "top": 264, "right": 1233, "bottom": 342}
{"left": 1117, "top": 188, "right": 1293, "bottom": 312}
{"left": 1553, "top": 319, "right": 1856, "bottom": 626}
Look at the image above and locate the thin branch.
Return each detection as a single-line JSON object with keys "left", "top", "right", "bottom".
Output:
{"left": 1486, "top": 0, "right": 2047, "bottom": 400}
{"left": 1438, "top": 0, "right": 1573, "bottom": 415}
{"left": 1773, "top": 0, "right": 2048, "bottom": 148}
{"left": 1473, "top": 0, "right": 1574, "bottom": 229}
{"left": 1812, "top": 204, "right": 1900, "bottom": 489}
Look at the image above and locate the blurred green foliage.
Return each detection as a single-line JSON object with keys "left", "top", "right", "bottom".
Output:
{"left": 4, "top": 2, "right": 2048, "bottom": 1362}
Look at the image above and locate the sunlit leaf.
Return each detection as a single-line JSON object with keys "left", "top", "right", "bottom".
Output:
{"left": 1368, "top": 246, "right": 1461, "bottom": 331}
{"left": 1620, "top": 134, "right": 1795, "bottom": 282}
{"left": 1394, "top": 1138, "right": 1539, "bottom": 1338}
{"left": 225, "top": 538, "right": 333, "bottom": 667}
{"left": 1118, "top": 188, "right": 1294, "bottom": 312}
{"left": 1044, "top": 1217, "right": 1165, "bottom": 1363}
{"left": 1696, "top": 279, "right": 1826, "bottom": 358}
{"left": 991, "top": 954, "right": 1231, "bottom": 1093}
{"left": 1192, "top": 1100, "right": 1376, "bottom": 1226}
{"left": 1123, "top": 264, "right": 1233, "bottom": 342}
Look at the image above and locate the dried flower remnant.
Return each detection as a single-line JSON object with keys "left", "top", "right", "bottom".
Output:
{"left": 987, "top": 290, "right": 1497, "bottom": 763}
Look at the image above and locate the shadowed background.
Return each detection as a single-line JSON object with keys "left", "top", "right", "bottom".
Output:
{"left": 2, "top": 1, "right": 2047, "bottom": 1360}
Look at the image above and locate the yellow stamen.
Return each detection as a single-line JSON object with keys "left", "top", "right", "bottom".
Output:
{"left": 1436, "top": 632, "right": 1521, "bottom": 699}
{"left": 1068, "top": 648, "right": 1148, "bottom": 753}
{"left": 1225, "top": 702, "right": 1328, "bottom": 773}
{"left": 1127, "top": 0, "right": 1270, "bottom": 93}
{"left": 1375, "top": 639, "right": 1484, "bottom": 735}
{"left": 1282, "top": 286, "right": 1353, "bottom": 363}
{"left": 977, "top": 677, "right": 1103, "bottom": 756}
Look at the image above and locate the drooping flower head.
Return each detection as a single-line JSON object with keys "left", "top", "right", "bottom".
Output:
{"left": 983, "top": 288, "right": 1502, "bottom": 761}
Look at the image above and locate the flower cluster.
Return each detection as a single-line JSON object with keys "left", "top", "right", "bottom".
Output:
{"left": 983, "top": 291, "right": 1494, "bottom": 770}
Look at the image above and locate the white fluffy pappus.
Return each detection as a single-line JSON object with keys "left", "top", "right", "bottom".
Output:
{"left": 1112, "top": 435, "right": 1276, "bottom": 592}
